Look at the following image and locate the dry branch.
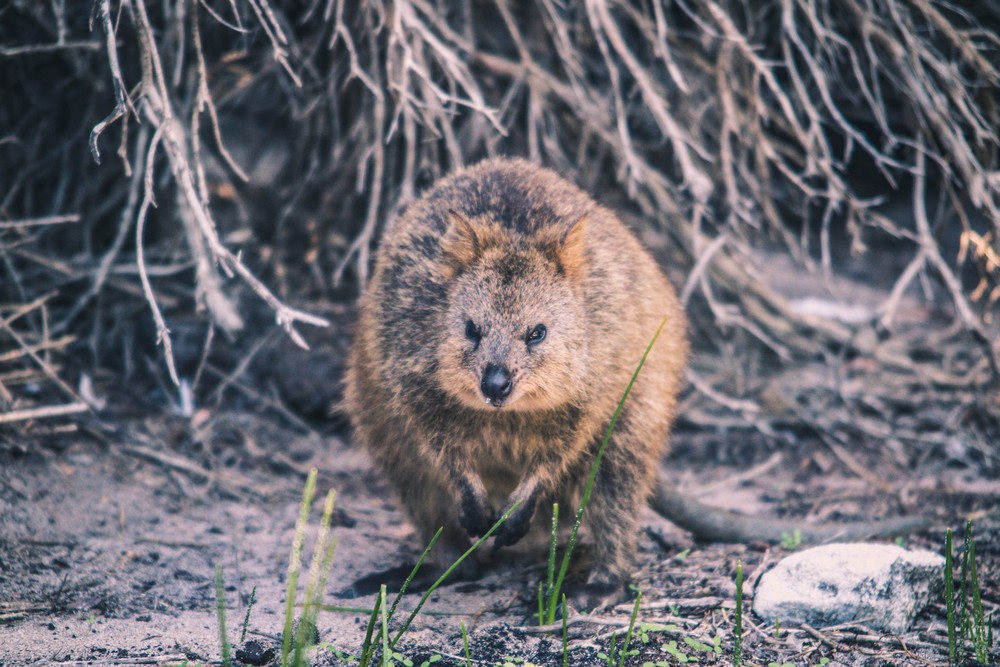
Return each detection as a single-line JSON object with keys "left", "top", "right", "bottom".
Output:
{"left": 0, "top": 215, "right": 81, "bottom": 229}
{"left": 0, "top": 402, "right": 89, "bottom": 425}
{"left": 86, "top": 0, "right": 330, "bottom": 384}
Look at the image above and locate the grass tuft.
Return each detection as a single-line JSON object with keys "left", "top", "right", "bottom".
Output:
{"left": 291, "top": 488, "right": 338, "bottom": 667}
{"left": 281, "top": 469, "right": 318, "bottom": 667}
{"left": 597, "top": 591, "right": 642, "bottom": 666}
{"left": 390, "top": 499, "right": 523, "bottom": 649}
{"left": 944, "top": 520, "right": 994, "bottom": 666}
{"left": 214, "top": 565, "right": 231, "bottom": 667}
{"left": 968, "top": 534, "right": 988, "bottom": 663}
{"left": 273, "top": 469, "right": 340, "bottom": 667}
{"left": 358, "top": 499, "right": 521, "bottom": 666}
{"left": 779, "top": 529, "right": 802, "bottom": 551}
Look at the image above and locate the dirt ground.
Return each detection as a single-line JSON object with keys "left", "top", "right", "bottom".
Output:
{"left": 1, "top": 378, "right": 998, "bottom": 667}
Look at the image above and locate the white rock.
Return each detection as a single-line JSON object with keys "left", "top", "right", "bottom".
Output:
{"left": 753, "top": 543, "right": 944, "bottom": 634}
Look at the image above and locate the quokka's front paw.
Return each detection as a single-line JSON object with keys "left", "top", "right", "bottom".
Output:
{"left": 568, "top": 568, "right": 628, "bottom": 611}
{"left": 457, "top": 483, "right": 496, "bottom": 538}
{"left": 491, "top": 493, "right": 538, "bottom": 549}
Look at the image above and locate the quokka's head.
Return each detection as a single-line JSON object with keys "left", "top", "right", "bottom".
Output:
{"left": 435, "top": 210, "right": 591, "bottom": 411}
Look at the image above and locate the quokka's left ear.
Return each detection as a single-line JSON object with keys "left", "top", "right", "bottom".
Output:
{"left": 543, "top": 214, "right": 587, "bottom": 280}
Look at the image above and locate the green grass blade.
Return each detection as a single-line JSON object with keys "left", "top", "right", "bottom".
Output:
{"left": 616, "top": 590, "right": 642, "bottom": 667}
{"left": 561, "top": 594, "right": 568, "bottom": 667}
{"left": 322, "top": 605, "right": 380, "bottom": 614}
{"left": 961, "top": 519, "right": 972, "bottom": 642}
{"left": 214, "top": 565, "right": 231, "bottom": 667}
{"left": 388, "top": 527, "right": 443, "bottom": 623}
{"left": 314, "top": 524, "right": 339, "bottom": 611}
{"left": 293, "top": 489, "right": 338, "bottom": 667}
{"left": 312, "top": 524, "right": 337, "bottom": 604}
{"left": 321, "top": 605, "right": 462, "bottom": 617}
{"left": 358, "top": 591, "right": 382, "bottom": 667}
{"left": 970, "top": 538, "right": 987, "bottom": 661}
{"left": 547, "top": 503, "right": 559, "bottom": 592}
{"left": 240, "top": 586, "right": 257, "bottom": 645}
{"left": 389, "top": 498, "right": 523, "bottom": 648}
{"left": 281, "top": 469, "right": 318, "bottom": 667}
{"left": 546, "top": 317, "right": 667, "bottom": 624}
{"left": 734, "top": 560, "right": 743, "bottom": 667}
{"left": 380, "top": 585, "right": 390, "bottom": 667}
{"left": 945, "top": 528, "right": 955, "bottom": 665}
{"left": 537, "top": 579, "right": 544, "bottom": 627}
{"left": 540, "top": 502, "right": 559, "bottom": 620}
{"left": 461, "top": 620, "right": 471, "bottom": 667}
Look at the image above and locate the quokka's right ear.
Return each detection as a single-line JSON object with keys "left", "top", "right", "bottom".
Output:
{"left": 441, "top": 209, "right": 480, "bottom": 274}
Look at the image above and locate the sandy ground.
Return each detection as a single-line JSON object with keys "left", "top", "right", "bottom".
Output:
{"left": 1, "top": 411, "right": 997, "bottom": 667}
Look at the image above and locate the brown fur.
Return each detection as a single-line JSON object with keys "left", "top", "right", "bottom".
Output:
{"left": 344, "top": 158, "right": 688, "bottom": 588}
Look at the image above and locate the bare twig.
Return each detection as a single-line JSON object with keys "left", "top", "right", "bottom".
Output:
{"left": 0, "top": 40, "right": 100, "bottom": 57}
{"left": 0, "top": 402, "right": 88, "bottom": 424}
{"left": 0, "top": 215, "right": 80, "bottom": 229}
{"left": 134, "top": 127, "right": 179, "bottom": 385}
{"left": 105, "top": 0, "right": 329, "bottom": 376}
{"left": 89, "top": 0, "right": 135, "bottom": 170}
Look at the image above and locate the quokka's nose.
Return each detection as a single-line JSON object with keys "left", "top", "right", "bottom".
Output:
{"left": 480, "top": 364, "right": 513, "bottom": 403}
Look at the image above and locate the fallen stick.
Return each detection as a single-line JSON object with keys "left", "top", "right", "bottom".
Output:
{"left": 0, "top": 214, "right": 80, "bottom": 229}
{"left": 0, "top": 401, "right": 88, "bottom": 424}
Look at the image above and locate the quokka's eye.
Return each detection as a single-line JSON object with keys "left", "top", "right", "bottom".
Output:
{"left": 465, "top": 320, "right": 482, "bottom": 345}
{"left": 526, "top": 324, "right": 547, "bottom": 346}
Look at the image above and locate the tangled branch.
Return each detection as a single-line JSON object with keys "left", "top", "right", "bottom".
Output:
{"left": 89, "top": 0, "right": 329, "bottom": 382}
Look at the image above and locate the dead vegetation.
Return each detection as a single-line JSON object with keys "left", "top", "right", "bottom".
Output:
{"left": 1, "top": 0, "right": 998, "bottom": 476}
